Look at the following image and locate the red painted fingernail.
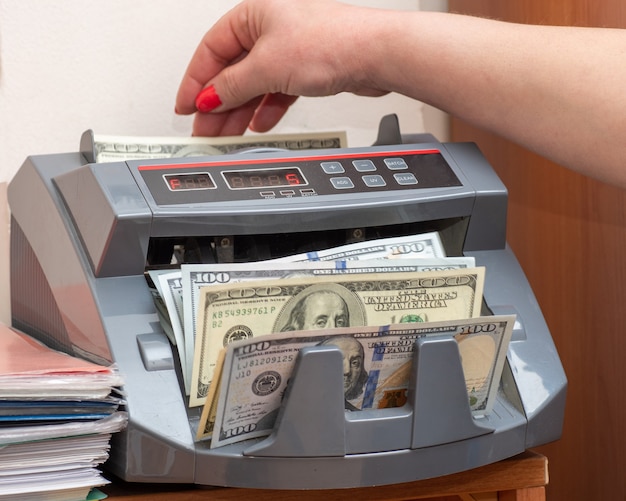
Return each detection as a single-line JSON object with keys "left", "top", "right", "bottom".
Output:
{"left": 195, "top": 85, "right": 222, "bottom": 113}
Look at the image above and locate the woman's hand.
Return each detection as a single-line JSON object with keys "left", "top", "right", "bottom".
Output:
{"left": 175, "top": 0, "right": 388, "bottom": 136}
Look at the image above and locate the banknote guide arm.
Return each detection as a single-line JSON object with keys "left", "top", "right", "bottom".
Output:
{"left": 244, "top": 336, "right": 493, "bottom": 458}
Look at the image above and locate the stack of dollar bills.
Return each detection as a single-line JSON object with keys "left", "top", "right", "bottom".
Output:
{"left": 148, "top": 231, "right": 514, "bottom": 449}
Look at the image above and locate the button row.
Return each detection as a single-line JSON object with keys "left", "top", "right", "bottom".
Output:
{"left": 321, "top": 157, "right": 409, "bottom": 175}
{"left": 330, "top": 172, "right": 418, "bottom": 190}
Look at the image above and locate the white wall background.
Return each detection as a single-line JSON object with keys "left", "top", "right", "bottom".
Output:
{"left": 0, "top": 0, "right": 448, "bottom": 325}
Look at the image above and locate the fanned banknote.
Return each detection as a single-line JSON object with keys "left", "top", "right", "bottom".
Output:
{"left": 182, "top": 257, "right": 475, "bottom": 349}
{"left": 145, "top": 271, "right": 176, "bottom": 347}
{"left": 201, "top": 315, "right": 514, "bottom": 447}
{"left": 154, "top": 271, "right": 188, "bottom": 393}
{"left": 189, "top": 268, "right": 485, "bottom": 406}
{"left": 268, "top": 232, "right": 446, "bottom": 262}
{"left": 93, "top": 131, "right": 347, "bottom": 163}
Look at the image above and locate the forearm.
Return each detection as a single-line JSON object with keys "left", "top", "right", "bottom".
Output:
{"left": 361, "top": 11, "right": 626, "bottom": 186}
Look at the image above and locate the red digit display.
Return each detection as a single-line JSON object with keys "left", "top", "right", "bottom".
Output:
{"left": 164, "top": 173, "right": 216, "bottom": 191}
{"left": 223, "top": 167, "right": 307, "bottom": 190}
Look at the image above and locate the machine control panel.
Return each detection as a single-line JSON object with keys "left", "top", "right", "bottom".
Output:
{"left": 136, "top": 148, "right": 462, "bottom": 206}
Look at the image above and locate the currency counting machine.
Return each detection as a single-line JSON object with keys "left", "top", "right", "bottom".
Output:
{"left": 8, "top": 116, "right": 566, "bottom": 489}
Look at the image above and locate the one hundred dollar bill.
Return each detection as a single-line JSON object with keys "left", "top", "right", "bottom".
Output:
{"left": 182, "top": 256, "right": 475, "bottom": 384}
{"left": 190, "top": 268, "right": 485, "bottom": 407}
{"left": 268, "top": 232, "right": 446, "bottom": 262}
{"left": 201, "top": 315, "right": 515, "bottom": 447}
{"left": 93, "top": 131, "right": 348, "bottom": 163}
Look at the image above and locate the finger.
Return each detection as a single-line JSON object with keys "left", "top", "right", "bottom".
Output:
{"left": 249, "top": 93, "right": 300, "bottom": 132}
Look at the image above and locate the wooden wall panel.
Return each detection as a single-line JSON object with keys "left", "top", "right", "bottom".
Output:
{"left": 448, "top": 2, "right": 626, "bottom": 499}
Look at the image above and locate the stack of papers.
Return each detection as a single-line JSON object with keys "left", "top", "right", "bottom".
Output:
{"left": 0, "top": 323, "right": 127, "bottom": 501}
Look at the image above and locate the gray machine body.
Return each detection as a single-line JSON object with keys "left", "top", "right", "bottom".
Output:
{"left": 8, "top": 133, "right": 566, "bottom": 489}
